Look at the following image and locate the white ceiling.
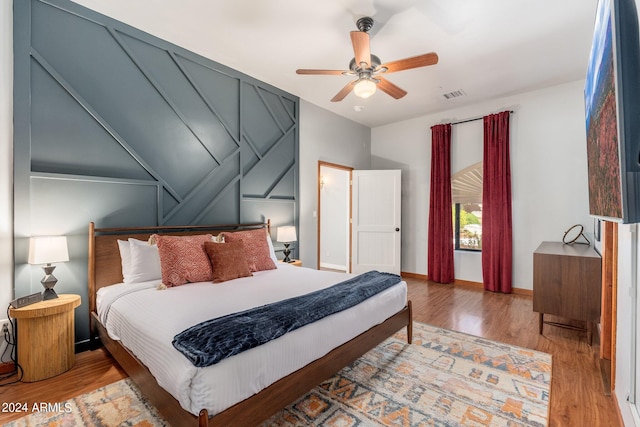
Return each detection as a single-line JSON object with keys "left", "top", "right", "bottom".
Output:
{"left": 71, "top": 0, "right": 598, "bottom": 128}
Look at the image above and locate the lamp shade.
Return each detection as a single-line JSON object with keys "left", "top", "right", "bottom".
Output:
{"left": 354, "top": 79, "right": 377, "bottom": 98}
{"left": 276, "top": 226, "right": 297, "bottom": 243}
{"left": 28, "top": 236, "right": 69, "bottom": 265}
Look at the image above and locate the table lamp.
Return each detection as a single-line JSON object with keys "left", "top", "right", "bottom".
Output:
{"left": 276, "top": 226, "right": 297, "bottom": 263}
{"left": 28, "top": 236, "right": 69, "bottom": 300}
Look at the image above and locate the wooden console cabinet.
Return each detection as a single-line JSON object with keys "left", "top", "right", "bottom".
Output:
{"left": 533, "top": 242, "right": 601, "bottom": 344}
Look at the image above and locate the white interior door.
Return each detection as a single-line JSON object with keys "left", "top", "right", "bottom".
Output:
{"left": 351, "top": 170, "right": 401, "bottom": 275}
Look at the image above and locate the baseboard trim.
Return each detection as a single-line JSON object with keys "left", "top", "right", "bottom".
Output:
{"left": 320, "top": 262, "right": 347, "bottom": 271}
{"left": 400, "top": 271, "right": 428, "bottom": 280}
{"left": 511, "top": 288, "right": 533, "bottom": 296}
{"left": 452, "top": 279, "right": 483, "bottom": 289}
{"left": 75, "top": 339, "right": 92, "bottom": 354}
{"left": 0, "top": 362, "right": 15, "bottom": 375}
{"left": 454, "top": 279, "right": 533, "bottom": 296}
{"left": 400, "top": 273, "right": 532, "bottom": 296}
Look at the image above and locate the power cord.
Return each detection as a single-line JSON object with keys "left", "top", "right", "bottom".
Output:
{"left": 0, "top": 305, "right": 23, "bottom": 385}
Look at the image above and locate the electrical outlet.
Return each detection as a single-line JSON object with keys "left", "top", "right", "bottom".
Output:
{"left": 0, "top": 320, "right": 10, "bottom": 334}
{"left": 0, "top": 319, "right": 14, "bottom": 363}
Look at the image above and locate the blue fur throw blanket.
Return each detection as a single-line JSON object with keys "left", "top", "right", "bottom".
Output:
{"left": 172, "top": 270, "right": 401, "bottom": 367}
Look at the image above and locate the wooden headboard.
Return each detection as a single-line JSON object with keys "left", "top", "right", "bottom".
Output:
{"left": 88, "top": 220, "right": 270, "bottom": 317}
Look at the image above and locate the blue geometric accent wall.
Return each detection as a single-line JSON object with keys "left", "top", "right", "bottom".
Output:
{"left": 13, "top": 0, "right": 299, "bottom": 346}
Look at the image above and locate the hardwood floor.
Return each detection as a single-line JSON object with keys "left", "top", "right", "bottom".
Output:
{"left": 0, "top": 348, "right": 127, "bottom": 424}
{"left": 405, "top": 278, "right": 621, "bottom": 427}
{"left": 0, "top": 277, "right": 622, "bottom": 426}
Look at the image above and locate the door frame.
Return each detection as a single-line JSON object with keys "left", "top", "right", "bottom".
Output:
{"left": 317, "top": 161, "right": 353, "bottom": 272}
{"left": 601, "top": 220, "right": 618, "bottom": 392}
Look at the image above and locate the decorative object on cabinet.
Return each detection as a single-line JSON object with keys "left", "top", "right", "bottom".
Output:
{"left": 562, "top": 224, "right": 591, "bottom": 245}
{"left": 28, "top": 236, "right": 69, "bottom": 300}
{"left": 277, "top": 226, "right": 297, "bottom": 263}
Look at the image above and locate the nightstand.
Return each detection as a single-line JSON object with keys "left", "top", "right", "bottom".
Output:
{"left": 279, "top": 259, "right": 302, "bottom": 267}
{"left": 9, "top": 294, "right": 81, "bottom": 382}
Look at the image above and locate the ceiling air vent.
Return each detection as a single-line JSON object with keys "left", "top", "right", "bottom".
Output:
{"left": 442, "top": 90, "right": 466, "bottom": 100}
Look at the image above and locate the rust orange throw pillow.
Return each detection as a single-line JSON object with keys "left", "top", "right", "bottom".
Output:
{"left": 204, "top": 241, "right": 253, "bottom": 283}
{"left": 153, "top": 234, "right": 213, "bottom": 287}
{"left": 222, "top": 228, "right": 277, "bottom": 272}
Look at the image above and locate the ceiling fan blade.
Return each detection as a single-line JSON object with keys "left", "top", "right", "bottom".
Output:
{"left": 377, "top": 77, "right": 407, "bottom": 99}
{"left": 331, "top": 81, "right": 355, "bottom": 102}
{"left": 350, "top": 31, "right": 371, "bottom": 68}
{"left": 380, "top": 52, "right": 439, "bottom": 73}
{"left": 296, "top": 69, "right": 349, "bottom": 75}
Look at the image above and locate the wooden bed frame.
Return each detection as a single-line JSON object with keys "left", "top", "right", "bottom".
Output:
{"left": 88, "top": 221, "right": 413, "bottom": 427}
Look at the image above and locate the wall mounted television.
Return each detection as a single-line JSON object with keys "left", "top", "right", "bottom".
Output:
{"left": 585, "top": 0, "right": 640, "bottom": 223}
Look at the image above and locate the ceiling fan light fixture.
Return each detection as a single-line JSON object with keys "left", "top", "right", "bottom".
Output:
{"left": 354, "top": 79, "right": 377, "bottom": 98}
{"left": 296, "top": 16, "right": 437, "bottom": 102}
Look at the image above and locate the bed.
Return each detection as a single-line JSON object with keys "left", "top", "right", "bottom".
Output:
{"left": 88, "top": 221, "right": 413, "bottom": 426}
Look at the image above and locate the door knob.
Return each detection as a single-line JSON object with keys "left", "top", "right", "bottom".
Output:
{"left": 395, "top": 228, "right": 400, "bottom": 232}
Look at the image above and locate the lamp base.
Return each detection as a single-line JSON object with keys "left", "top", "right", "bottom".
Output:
{"left": 42, "top": 288, "right": 58, "bottom": 300}
{"left": 283, "top": 243, "right": 291, "bottom": 263}
{"left": 41, "top": 264, "right": 59, "bottom": 300}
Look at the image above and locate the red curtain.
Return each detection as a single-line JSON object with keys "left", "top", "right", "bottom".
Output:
{"left": 428, "top": 123, "right": 454, "bottom": 284}
{"left": 482, "top": 111, "right": 512, "bottom": 293}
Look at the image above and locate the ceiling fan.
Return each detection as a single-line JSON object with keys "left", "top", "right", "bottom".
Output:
{"left": 296, "top": 17, "right": 438, "bottom": 102}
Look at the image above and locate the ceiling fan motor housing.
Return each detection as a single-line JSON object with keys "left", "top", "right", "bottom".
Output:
{"left": 349, "top": 54, "right": 382, "bottom": 73}
{"left": 356, "top": 17, "right": 374, "bottom": 33}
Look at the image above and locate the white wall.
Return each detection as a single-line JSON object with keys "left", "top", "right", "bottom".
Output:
{"left": 1, "top": 1, "right": 13, "bottom": 305}
{"left": 299, "top": 101, "right": 370, "bottom": 269}
{"left": 0, "top": 0, "right": 14, "bottom": 361}
{"left": 371, "top": 80, "right": 591, "bottom": 289}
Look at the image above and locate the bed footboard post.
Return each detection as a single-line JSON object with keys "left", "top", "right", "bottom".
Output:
{"left": 198, "top": 409, "right": 209, "bottom": 427}
{"left": 407, "top": 300, "right": 413, "bottom": 344}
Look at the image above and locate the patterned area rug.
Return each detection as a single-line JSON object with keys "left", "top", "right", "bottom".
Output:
{"left": 8, "top": 322, "right": 551, "bottom": 426}
{"left": 5, "top": 378, "right": 168, "bottom": 427}
{"left": 265, "top": 323, "right": 552, "bottom": 426}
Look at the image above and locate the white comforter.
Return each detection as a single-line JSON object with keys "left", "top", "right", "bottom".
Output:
{"left": 97, "top": 263, "right": 407, "bottom": 416}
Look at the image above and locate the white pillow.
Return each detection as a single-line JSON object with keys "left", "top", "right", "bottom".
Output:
{"left": 126, "top": 239, "right": 162, "bottom": 283}
{"left": 117, "top": 238, "right": 148, "bottom": 282}
{"left": 266, "top": 229, "right": 279, "bottom": 266}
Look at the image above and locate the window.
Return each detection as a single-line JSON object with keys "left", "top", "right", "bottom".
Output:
{"left": 451, "top": 162, "right": 482, "bottom": 251}
{"left": 453, "top": 203, "right": 482, "bottom": 250}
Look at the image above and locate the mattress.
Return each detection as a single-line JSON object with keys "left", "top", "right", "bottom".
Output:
{"left": 96, "top": 263, "right": 407, "bottom": 416}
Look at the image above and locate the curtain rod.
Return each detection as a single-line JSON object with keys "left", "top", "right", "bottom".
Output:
{"left": 451, "top": 110, "right": 514, "bottom": 126}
